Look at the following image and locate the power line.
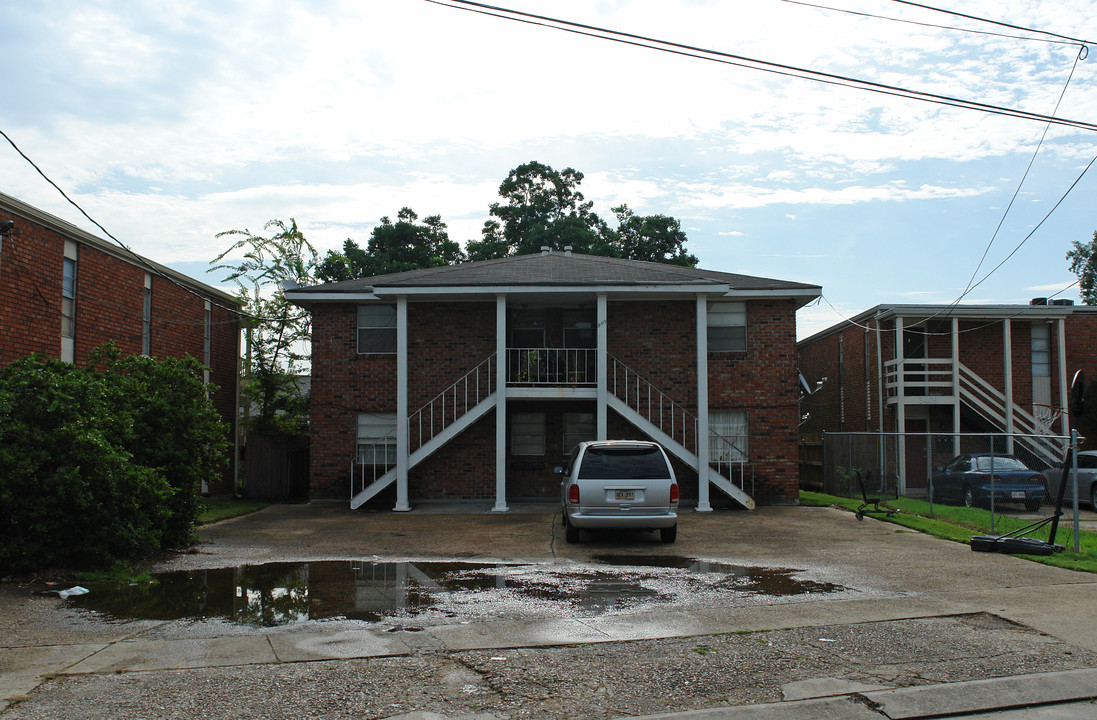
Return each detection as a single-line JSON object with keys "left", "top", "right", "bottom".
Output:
{"left": 888, "top": 0, "right": 1093, "bottom": 46}
{"left": 0, "top": 127, "right": 252, "bottom": 322}
{"left": 946, "top": 45, "right": 1087, "bottom": 315}
{"left": 427, "top": 0, "right": 1097, "bottom": 133}
{"left": 816, "top": 279, "right": 1083, "bottom": 337}
{"left": 782, "top": 0, "right": 1088, "bottom": 47}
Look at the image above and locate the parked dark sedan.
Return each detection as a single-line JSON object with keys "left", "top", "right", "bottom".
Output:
{"left": 930, "top": 454, "right": 1047, "bottom": 511}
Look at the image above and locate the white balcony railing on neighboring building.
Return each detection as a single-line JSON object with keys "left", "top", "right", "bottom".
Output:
{"left": 883, "top": 358, "right": 955, "bottom": 398}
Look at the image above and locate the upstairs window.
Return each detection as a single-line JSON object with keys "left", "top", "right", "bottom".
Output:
{"left": 509, "top": 310, "right": 545, "bottom": 348}
{"left": 142, "top": 273, "right": 152, "bottom": 356}
{"left": 61, "top": 241, "right": 78, "bottom": 363}
{"left": 61, "top": 257, "right": 76, "bottom": 338}
{"left": 357, "top": 305, "right": 397, "bottom": 354}
{"left": 1031, "top": 323, "right": 1050, "bottom": 378}
{"left": 707, "top": 302, "right": 746, "bottom": 352}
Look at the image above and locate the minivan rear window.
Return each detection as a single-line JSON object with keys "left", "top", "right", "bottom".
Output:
{"left": 577, "top": 446, "right": 671, "bottom": 480}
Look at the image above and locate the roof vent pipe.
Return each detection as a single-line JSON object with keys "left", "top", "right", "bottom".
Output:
{"left": 541, "top": 246, "right": 551, "bottom": 256}
{"left": 563, "top": 246, "right": 572, "bottom": 256}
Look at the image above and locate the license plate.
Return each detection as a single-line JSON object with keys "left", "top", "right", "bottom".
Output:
{"left": 614, "top": 490, "right": 635, "bottom": 501}
{"left": 1011, "top": 491, "right": 1026, "bottom": 500}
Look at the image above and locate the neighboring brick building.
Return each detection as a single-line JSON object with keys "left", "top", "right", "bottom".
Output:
{"left": 798, "top": 303, "right": 1097, "bottom": 494}
{"left": 286, "top": 249, "right": 821, "bottom": 510}
{"left": 0, "top": 191, "right": 242, "bottom": 493}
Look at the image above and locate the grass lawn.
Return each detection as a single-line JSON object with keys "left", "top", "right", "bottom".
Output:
{"left": 197, "top": 498, "right": 270, "bottom": 525}
{"left": 801, "top": 490, "right": 1097, "bottom": 574}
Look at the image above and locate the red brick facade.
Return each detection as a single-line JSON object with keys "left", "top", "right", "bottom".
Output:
{"left": 308, "top": 296, "right": 805, "bottom": 505}
{"left": 0, "top": 197, "right": 241, "bottom": 493}
{"left": 798, "top": 307, "right": 1097, "bottom": 442}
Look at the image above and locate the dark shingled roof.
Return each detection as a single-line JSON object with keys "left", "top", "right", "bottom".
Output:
{"left": 293, "top": 252, "right": 819, "bottom": 294}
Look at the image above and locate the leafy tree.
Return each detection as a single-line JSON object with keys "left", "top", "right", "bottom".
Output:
{"left": 609, "top": 204, "right": 699, "bottom": 267}
{"left": 466, "top": 161, "right": 610, "bottom": 258}
{"left": 466, "top": 161, "right": 698, "bottom": 266}
{"left": 318, "top": 208, "right": 464, "bottom": 282}
{"left": 0, "top": 349, "right": 228, "bottom": 571}
{"left": 212, "top": 219, "right": 316, "bottom": 434}
{"left": 93, "top": 349, "right": 229, "bottom": 548}
{"left": 1067, "top": 231, "right": 1097, "bottom": 305}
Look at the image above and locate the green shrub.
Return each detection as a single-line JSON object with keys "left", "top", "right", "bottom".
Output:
{"left": 0, "top": 348, "right": 228, "bottom": 572}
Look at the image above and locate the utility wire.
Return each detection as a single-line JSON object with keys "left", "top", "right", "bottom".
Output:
{"left": 0, "top": 127, "right": 254, "bottom": 322}
{"left": 817, "top": 279, "right": 1082, "bottom": 337}
{"left": 889, "top": 0, "right": 1094, "bottom": 46}
{"left": 427, "top": 0, "right": 1097, "bottom": 133}
{"left": 782, "top": 0, "right": 1086, "bottom": 46}
{"left": 941, "top": 44, "right": 1087, "bottom": 320}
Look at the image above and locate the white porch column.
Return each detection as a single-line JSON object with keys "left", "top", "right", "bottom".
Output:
{"left": 1058, "top": 317, "right": 1069, "bottom": 437}
{"left": 1003, "top": 319, "right": 1014, "bottom": 453}
{"left": 952, "top": 317, "right": 960, "bottom": 457}
{"left": 695, "top": 295, "right": 711, "bottom": 512}
{"left": 394, "top": 296, "right": 410, "bottom": 511}
{"left": 895, "top": 316, "right": 906, "bottom": 494}
{"left": 596, "top": 293, "right": 608, "bottom": 441}
{"left": 493, "top": 294, "right": 509, "bottom": 512}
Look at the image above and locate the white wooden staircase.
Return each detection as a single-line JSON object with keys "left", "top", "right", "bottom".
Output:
{"left": 350, "top": 356, "right": 496, "bottom": 509}
{"left": 608, "top": 357, "right": 756, "bottom": 510}
{"left": 350, "top": 353, "right": 758, "bottom": 510}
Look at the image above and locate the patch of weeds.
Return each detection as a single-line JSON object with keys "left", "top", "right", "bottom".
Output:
{"left": 197, "top": 499, "right": 269, "bottom": 525}
{"left": 76, "top": 562, "right": 151, "bottom": 584}
{"left": 693, "top": 645, "right": 716, "bottom": 655}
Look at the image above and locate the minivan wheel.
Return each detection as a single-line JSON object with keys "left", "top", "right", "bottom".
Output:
{"left": 1090, "top": 483, "right": 1097, "bottom": 510}
{"left": 564, "top": 517, "right": 580, "bottom": 543}
{"left": 660, "top": 525, "right": 677, "bottom": 543}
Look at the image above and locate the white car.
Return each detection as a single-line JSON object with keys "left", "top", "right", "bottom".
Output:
{"left": 1042, "top": 450, "right": 1097, "bottom": 509}
{"left": 560, "top": 440, "right": 679, "bottom": 544}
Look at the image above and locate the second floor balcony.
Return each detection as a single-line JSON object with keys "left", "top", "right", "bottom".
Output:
{"left": 884, "top": 358, "right": 955, "bottom": 401}
{"left": 507, "top": 347, "right": 597, "bottom": 386}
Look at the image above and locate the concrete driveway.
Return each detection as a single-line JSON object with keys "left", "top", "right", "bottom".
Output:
{"left": 3, "top": 503, "right": 1097, "bottom": 719}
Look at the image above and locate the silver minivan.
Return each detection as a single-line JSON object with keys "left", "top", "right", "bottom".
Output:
{"left": 560, "top": 440, "right": 679, "bottom": 544}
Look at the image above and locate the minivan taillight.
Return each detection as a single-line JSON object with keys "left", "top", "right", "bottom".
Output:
{"left": 670, "top": 483, "right": 679, "bottom": 504}
{"left": 568, "top": 484, "right": 580, "bottom": 504}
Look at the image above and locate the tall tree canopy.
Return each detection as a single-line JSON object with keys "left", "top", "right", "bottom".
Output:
{"left": 467, "top": 161, "right": 610, "bottom": 259}
{"left": 467, "top": 161, "right": 698, "bottom": 266}
{"left": 1067, "top": 231, "right": 1097, "bottom": 305}
{"left": 610, "top": 204, "right": 698, "bottom": 267}
{"left": 318, "top": 207, "right": 465, "bottom": 282}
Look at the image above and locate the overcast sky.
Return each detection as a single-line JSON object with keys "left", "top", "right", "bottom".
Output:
{"left": 3, "top": 0, "right": 1096, "bottom": 338}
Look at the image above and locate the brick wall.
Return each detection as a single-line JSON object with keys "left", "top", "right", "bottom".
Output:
{"left": 0, "top": 211, "right": 66, "bottom": 361}
{"left": 0, "top": 207, "right": 241, "bottom": 493}
{"left": 312, "top": 295, "right": 805, "bottom": 505}
{"left": 798, "top": 311, "right": 1097, "bottom": 443}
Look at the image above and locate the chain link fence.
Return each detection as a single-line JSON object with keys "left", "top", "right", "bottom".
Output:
{"left": 818, "top": 431, "right": 1087, "bottom": 524}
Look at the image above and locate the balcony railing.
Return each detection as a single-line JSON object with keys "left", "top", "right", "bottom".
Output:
{"left": 506, "top": 347, "right": 596, "bottom": 386}
{"left": 883, "top": 358, "right": 955, "bottom": 398}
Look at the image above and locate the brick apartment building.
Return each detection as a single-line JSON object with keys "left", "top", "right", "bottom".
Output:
{"left": 798, "top": 302, "right": 1097, "bottom": 494}
{"left": 0, "top": 191, "right": 242, "bottom": 493}
{"left": 285, "top": 249, "right": 821, "bottom": 510}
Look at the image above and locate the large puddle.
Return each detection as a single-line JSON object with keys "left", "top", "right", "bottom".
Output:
{"left": 68, "top": 556, "right": 847, "bottom": 627}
